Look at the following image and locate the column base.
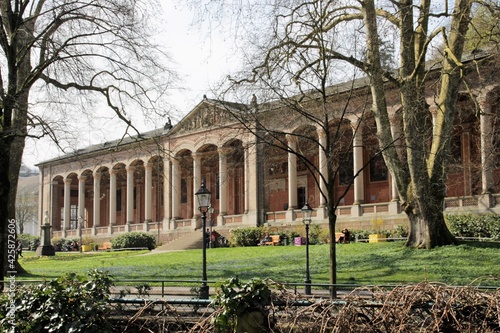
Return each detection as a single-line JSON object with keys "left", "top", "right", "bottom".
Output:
{"left": 479, "top": 193, "right": 493, "bottom": 210}
{"left": 285, "top": 209, "right": 296, "bottom": 222}
{"left": 389, "top": 200, "right": 401, "bottom": 214}
{"left": 351, "top": 204, "right": 362, "bottom": 217}
{"left": 36, "top": 245, "right": 55, "bottom": 257}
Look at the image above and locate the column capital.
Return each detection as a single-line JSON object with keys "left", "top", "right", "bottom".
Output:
{"left": 126, "top": 165, "right": 136, "bottom": 173}
{"left": 78, "top": 175, "right": 86, "bottom": 182}
{"left": 192, "top": 152, "right": 201, "bottom": 161}
{"left": 64, "top": 178, "right": 72, "bottom": 185}
{"left": 285, "top": 133, "right": 297, "bottom": 144}
{"left": 316, "top": 127, "right": 327, "bottom": 139}
{"left": 218, "top": 147, "right": 231, "bottom": 156}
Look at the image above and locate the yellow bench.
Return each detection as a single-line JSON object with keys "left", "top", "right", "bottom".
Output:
{"left": 264, "top": 235, "right": 281, "bottom": 246}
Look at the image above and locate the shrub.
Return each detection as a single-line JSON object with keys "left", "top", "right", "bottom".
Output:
{"left": 111, "top": 232, "right": 156, "bottom": 250}
{"left": 52, "top": 237, "right": 80, "bottom": 251}
{"left": 0, "top": 270, "right": 113, "bottom": 333}
{"left": 212, "top": 277, "right": 280, "bottom": 332}
{"left": 18, "top": 234, "right": 40, "bottom": 251}
{"left": 308, "top": 224, "right": 323, "bottom": 245}
{"left": 446, "top": 213, "right": 500, "bottom": 240}
{"left": 230, "top": 227, "right": 264, "bottom": 246}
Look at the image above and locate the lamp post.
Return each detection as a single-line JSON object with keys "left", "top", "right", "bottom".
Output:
{"left": 195, "top": 181, "right": 211, "bottom": 299}
{"left": 301, "top": 202, "right": 313, "bottom": 295}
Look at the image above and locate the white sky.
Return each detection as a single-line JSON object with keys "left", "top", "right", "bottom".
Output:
{"left": 23, "top": 0, "right": 238, "bottom": 168}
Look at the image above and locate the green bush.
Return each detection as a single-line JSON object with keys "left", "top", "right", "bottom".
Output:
{"left": 212, "top": 277, "right": 280, "bottom": 332}
{"left": 446, "top": 213, "right": 500, "bottom": 240}
{"left": 230, "top": 227, "right": 264, "bottom": 246}
{"left": 18, "top": 234, "right": 40, "bottom": 251}
{"left": 111, "top": 232, "right": 156, "bottom": 250}
{"left": 0, "top": 270, "right": 113, "bottom": 333}
{"left": 308, "top": 224, "right": 322, "bottom": 245}
{"left": 52, "top": 237, "right": 80, "bottom": 251}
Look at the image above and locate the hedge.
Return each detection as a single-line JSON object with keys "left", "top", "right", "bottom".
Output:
{"left": 111, "top": 232, "right": 156, "bottom": 250}
{"left": 446, "top": 213, "right": 500, "bottom": 240}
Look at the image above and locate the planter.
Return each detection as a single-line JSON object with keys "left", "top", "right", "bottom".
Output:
{"left": 368, "top": 234, "right": 387, "bottom": 243}
{"left": 81, "top": 245, "right": 92, "bottom": 252}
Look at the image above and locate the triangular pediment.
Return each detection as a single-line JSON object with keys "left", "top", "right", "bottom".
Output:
{"left": 170, "top": 98, "right": 248, "bottom": 136}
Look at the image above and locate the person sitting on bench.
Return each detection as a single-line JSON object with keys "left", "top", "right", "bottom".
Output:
{"left": 260, "top": 233, "right": 272, "bottom": 246}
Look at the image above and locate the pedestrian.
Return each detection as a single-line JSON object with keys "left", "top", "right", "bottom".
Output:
{"left": 16, "top": 239, "right": 23, "bottom": 258}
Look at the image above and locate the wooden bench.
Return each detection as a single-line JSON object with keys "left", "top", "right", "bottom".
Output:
{"left": 264, "top": 235, "right": 281, "bottom": 246}
{"left": 98, "top": 241, "right": 112, "bottom": 251}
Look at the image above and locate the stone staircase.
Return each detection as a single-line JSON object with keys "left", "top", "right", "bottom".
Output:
{"left": 151, "top": 227, "right": 233, "bottom": 253}
{"left": 153, "top": 229, "right": 204, "bottom": 252}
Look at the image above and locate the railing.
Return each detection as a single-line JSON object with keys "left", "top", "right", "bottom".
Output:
{"left": 175, "top": 219, "right": 192, "bottom": 228}
{"left": 222, "top": 215, "right": 242, "bottom": 224}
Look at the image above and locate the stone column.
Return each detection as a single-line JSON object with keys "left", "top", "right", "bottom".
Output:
{"left": 78, "top": 176, "right": 86, "bottom": 238}
{"left": 63, "top": 178, "right": 71, "bottom": 231}
{"left": 144, "top": 163, "right": 152, "bottom": 223}
{"left": 50, "top": 181, "right": 59, "bottom": 231}
{"left": 243, "top": 141, "right": 259, "bottom": 224}
{"left": 317, "top": 129, "right": 328, "bottom": 207}
{"left": 162, "top": 157, "right": 171, "bottom": 230}
{"left": 479, "top": 94, "right": 494, "bottom": 208}
{"left": 286, "top": 134, "right": 297, "bottom": 221}
{"left": 287, "top": 134, "right": 298, "bottom": 208}
{"left": 171, "top": 159, "right": 180, "bottom": 224}
{"left": 109, "top": 170, "right": 117, "bottom": 229}
{"left": 126, "top": 166, "right": 135, "bottom": 226}
{"left": 389, "top": 114, "right": 401, "bottom": 214}
{"left": 193, "top": 153, "right": 201, "bottom": 216}
{"left": 352, "top": 124, "right": 364, "bottom": 217}
{"left": 93, "top": 173, "right": 101, "bottom": 227}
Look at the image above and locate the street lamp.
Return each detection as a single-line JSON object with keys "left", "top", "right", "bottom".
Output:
{"left": 195, "top": 180, "right": 211, "bottom": 299}
{"left": 301, "top": 202, "right": 313, "bottom": 295}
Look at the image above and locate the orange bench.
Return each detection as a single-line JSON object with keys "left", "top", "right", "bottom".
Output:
{"left": 98, "top": 241, "right": 112, "bottom": 251}
{"left": 264, "top": 235, "right": 281, "bottom": 246}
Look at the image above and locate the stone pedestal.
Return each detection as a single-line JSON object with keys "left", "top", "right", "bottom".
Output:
{"left": 36, "top": 222, "right": 55, "bottom": 256}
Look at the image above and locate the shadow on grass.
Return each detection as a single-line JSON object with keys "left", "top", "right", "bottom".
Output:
{"left": 457, "top": 240, "right": 500, "bottom": 249}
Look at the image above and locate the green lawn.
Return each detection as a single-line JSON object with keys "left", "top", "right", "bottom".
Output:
{"left": 18, "top": 241, "right": 500, "bottom": 286}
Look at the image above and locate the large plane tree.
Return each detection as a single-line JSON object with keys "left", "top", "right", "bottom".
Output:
{"left": 188, "top": 0, "right": 499, "bottom": 298}
{"left": 0, "top": 0, "right": 173, "bottom": 289}
{"left": 217, "top": 0, "right": 499, "bottom": 249}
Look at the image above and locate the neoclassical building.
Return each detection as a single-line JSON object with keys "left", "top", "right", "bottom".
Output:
{"left": 37, "top": 54, "right": 500, "bottom": 241}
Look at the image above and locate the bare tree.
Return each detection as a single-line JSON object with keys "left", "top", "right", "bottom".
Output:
{"left": 0, "top": 0, "right": 174, "bottom": 288}
{"left": 188, "top": 0, "right": 500, "bottom": 297}
{"left": 15, "top": 180, "right": 38, "bottom": 235}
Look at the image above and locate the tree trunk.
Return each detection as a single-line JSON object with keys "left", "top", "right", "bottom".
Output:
{"left": 405, "top": 198, "right": 456, "bottom": 249}
{"left": 327, "top": 204, "right": 337, "bottom": 299}
{"left": 0, "top": 143, "right": 12, "bottom": 291}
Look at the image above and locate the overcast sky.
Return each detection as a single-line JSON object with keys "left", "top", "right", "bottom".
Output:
{"left": 23, "top": 0, "right": 238, "bottom": 168}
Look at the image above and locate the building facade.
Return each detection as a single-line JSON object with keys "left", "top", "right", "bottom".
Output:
{"left": 37, "top": 54, "right": 500, "bottom": 241}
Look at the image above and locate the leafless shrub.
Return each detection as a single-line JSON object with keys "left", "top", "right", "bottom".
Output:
{"left": 111, "top": 282, "right": 500, "bottom": 332}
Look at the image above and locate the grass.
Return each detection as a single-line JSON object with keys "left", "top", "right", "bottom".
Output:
{"left": 17, "top": 241, "right": 500, "bottom": 286}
